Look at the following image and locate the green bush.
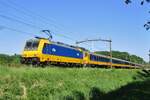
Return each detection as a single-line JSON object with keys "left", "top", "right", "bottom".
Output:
{"left": 0, "top": 54, "right": 21, "bottom": 66}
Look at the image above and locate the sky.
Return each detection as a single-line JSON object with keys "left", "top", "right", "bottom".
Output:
{"left": 0, "top": 0, "right": 149, "bottom": 61}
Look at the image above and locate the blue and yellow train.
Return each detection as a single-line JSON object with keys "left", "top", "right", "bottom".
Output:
{"left": 21, "top": 37, "right": 142, "bottom": 68}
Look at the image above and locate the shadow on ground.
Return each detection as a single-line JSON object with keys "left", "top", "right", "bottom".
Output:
{"left": 64, "top": 91, "right": 85, "bottom": 100}
{"left": 64, "top": 69, "right": 150, "bottom": 100}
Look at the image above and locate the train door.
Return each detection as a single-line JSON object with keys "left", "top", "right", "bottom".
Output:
{"left": 83, "top": 52, "right": 89, "bottom": 66}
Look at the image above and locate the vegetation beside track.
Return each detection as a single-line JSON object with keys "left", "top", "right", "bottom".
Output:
{"left": 0, "top": 65, "right": 150, "bottom": 100}
{"left": 0, "top": 54, "right": 20, "bottom": 66}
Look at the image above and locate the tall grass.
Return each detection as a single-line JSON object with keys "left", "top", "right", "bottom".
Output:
{"left": 0, "top": 65, "right": 145, "bottom": 100}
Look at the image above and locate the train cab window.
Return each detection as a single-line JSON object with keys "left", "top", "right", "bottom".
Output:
{"left": 25, "top": 42, "right": 32, "bottom": 48}
{"left": 24, "top": 39, "right": 39, "bottom": 51}
{"left": 32, "top": 41, "right": 39, "bottom": 49}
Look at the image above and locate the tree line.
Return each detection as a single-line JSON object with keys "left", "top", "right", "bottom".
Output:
{"left": 95, "top": 51, "right": 146, "bottom": 64}
{"left": 0, "top": 54, "right": 20, "bottom": 65}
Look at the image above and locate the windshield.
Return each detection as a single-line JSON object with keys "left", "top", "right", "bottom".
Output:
{"left": 24, "top": 39, "right": 39, "bottom": 51}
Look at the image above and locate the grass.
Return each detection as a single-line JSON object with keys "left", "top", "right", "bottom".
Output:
{"left": 0, "top": 65, "right": 150, "bottom": 100}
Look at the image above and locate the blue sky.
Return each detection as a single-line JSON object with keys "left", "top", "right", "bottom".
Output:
{"left": 0, "top": 0, "right": 149, "bottom": 61}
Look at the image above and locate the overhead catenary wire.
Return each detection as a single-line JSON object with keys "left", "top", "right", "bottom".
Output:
{"left": 0, "top": 0, "right": 48, "bottom": 29}
{"left": 0, "top": 0, "right": 48, "bottom": 31}
{"left": 0, "top": 24, "right": 75, "bottom": 42}
{"left": 0, "top": 0, "right": 77, "bottom": 41}
{"left": 0, "top": 25, "right": 34, "bottom": 36}
{"left": 4, "top": 0, "right": 60, "bottom": 28}
{"left": 0, "top": 14, "right": 43, "bottom": 30}
{"left": 0, "top": 13, "right": 75, "bottom": 41}
{"left": 5, "top": 0, "right": 74, "bottom": 33}
{"left": 1, "top": 0, "right": 76, "bottom": 40}
{"left": 0, "top": 11, "right": 74, "bottom": 41}
{"left": 0, "top": 0, "right": 41, "bottom": 23}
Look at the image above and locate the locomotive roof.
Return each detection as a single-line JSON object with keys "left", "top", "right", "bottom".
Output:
{"left": 32, "top": 37, "right": 87, "bottom": 52}
{"left": 51, "top": 41, "right": 89, "bottom": 52}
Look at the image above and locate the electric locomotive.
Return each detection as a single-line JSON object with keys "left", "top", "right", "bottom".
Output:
{"left": 21, "top": 37, "right": 88, "bottom": 66}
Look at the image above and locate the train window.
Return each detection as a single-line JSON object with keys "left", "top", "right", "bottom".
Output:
{"left": 94, "top": 56, "right": 96, "bottom": 61}
{"left": 96, "top": 56, "right": 99, "bottom": 61}
{"left": 98, "top": 57, "right": 100, "bottom": 61}
{"left": 25, "top": 42, "right": 32, "bottom": 49}
{"left": 96, "top": 56, "right": 98, "bottom": 61}
{"left": 25, "top": 42, "right": 32, "bottom": 50}
{"left": 32, "top": 41, "right": 39, "bottom": 50}
{"left": 24, "top": 39, "right": 39, "bottom": 51}
{"left": 90, "top": 54, "right": 110, "bottom": 62}
{"left": 91, "top": 55, "right": 94, "bottom": 60}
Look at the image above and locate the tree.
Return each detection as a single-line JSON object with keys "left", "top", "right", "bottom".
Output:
{"left": 125, "top": 0, "right": 150, "bottom": 5}
{"left": 0, "top": 54, "right": 21, "bottom": 65}
{"left": 124, "top": 0, "right": 150, "bottom": 30}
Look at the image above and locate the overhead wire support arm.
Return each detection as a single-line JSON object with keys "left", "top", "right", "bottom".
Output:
{"left": 76, "top": 38, "right": 112, "bottom": 68}
{"left": 76, "top": 39, "right": 112, "bottom": 44}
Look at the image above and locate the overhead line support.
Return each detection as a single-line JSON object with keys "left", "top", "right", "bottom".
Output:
{"left": 76, "top": 38, "right": 112, "bottom": 68}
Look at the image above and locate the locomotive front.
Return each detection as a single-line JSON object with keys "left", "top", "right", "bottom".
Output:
{"left": 21, "top": 38, "right": 41, "bottom": 65}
